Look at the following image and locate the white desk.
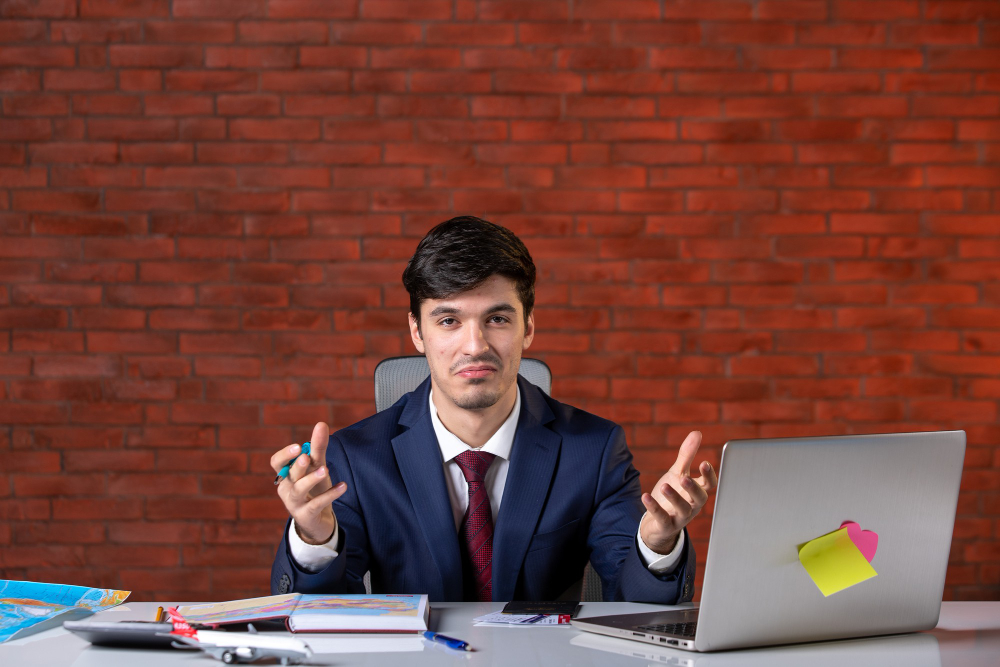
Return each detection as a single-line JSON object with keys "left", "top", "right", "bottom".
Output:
{"left": 2, "top": 601, "right": 998, "bottom": 666}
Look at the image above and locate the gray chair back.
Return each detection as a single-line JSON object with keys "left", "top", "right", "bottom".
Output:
{"left": 374, "top": 356, "right": 551, "bottom": 412}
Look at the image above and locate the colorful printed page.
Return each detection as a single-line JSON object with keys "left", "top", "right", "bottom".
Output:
{"left": 177, "top": 594, "right": 429, "bottom": 633}
{"left": 0, "top": 580, "right": 130, "bottom": 643}
{"left": 290, "top": 594, "right": 429, "bottom": 632}
{"left": 176, "top": 593, "right": 299, "bottom": 625}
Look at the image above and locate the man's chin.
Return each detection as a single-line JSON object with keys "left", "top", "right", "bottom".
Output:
{"left": 452, "top": 388, "right": 503, "bottom": 411}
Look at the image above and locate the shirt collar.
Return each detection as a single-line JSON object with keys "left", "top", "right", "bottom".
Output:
{"left": 428, "top": 385, "right": 520, "bottom": 463}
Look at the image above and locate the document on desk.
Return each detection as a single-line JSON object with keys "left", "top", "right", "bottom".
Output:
{"left": 473, "top": 611, "right": 572, "bottom": 626}
{"left": 0, "top": 579, "right": 130, "bottom": 643}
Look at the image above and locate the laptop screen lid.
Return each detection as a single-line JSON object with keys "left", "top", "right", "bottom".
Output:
{"left": 695, "top": 430, "right": 965, "bottom": 651}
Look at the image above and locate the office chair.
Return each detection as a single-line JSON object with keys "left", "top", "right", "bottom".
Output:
{"left": 372, "top": 355, "right": 604, "bottom": 602}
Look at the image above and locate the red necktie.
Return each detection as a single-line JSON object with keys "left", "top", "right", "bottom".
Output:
{"left": 455, "top": 450, "right": 497, "bottom": 601}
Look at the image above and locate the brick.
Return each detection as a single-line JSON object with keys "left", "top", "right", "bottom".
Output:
{"left": 165, "top": 71, "right": 257, "bottom": 92}
{"left": 242, "top": 216, "right": 313, "bottom": 238}
{"left": 727, "top": 96, "right": 812, "bottom": 118}
{"left": 914, "top": 96, "right": 1000, "bottom": 118}
{"left": 586, "top": 72, "right": 673, "bottom": 93}
{"left": 356, "top": 0, "right": 451, "bottom": 18}
{"left": 782, "top": 190, "right": 869, "bottom": 211}
{"left": 927, "top": 167, "right": 1000, "bottom": 188}
{"left": 611, "top": 143, "right": 703, "bottom": 165}
{"left": 77, "top": 0, "right": 167, "bottom": 16}
{"left": 838, "top": 49, "right": 923, "bottom": 69}
{"left": 575, "top": 0, "right": 660, "bottom": 20}
{"left": 106, "top": 45, "right": 201, "bottom": 68}
{"left": 230, "top": 119, "right": 320, "bottom": 141}
{"left": 885, "top": 73, "right": 972, "bottom": 94}
{"left": 928, "top": 49, "right": 1000, "bottom": 71}
{"left": 926, "top": 0, "right": 1000, "bottom": 20}
{"left": 687, "top": 190, "right": 777, "bottom": 212}
{"left": 525, "top": 21, "right": 615, "bottom": 45}
{"left": 150, "top": 498, "right": 238, "bottom": 521}
{"left": 206, "top": 46, "right": 296, "bottom": 68}
{"left": 0, "top": 69, "right": 41, "bottom": 92}
{"left": 4, "top": 94, "right": 70, "bottom": 117}
{"left": 756, "top": 0, "right": 827, "bottom": 19}
{"left": 478, "top": 1, "right": 568, "bottom": 20}
{"left": 792, "top": 72, "right": 880, "bottom": 93}
{"left": 663, "top": 1, "right": 753, "bottom": 19}
{"left": 817, "top": 96, "right": 909, "bottom": 118}
{"left": 617, "top": 191, "right": 685, "bottom": 212}
{"left": 557, "top": 47, "right": 647, "bottom": 70}
{"left": 196, "top": 143, "right": 286, "bottom": 165}
{"left": 494, "top": 72, "right": 583, "bottom": 94}
{"left": 478, "top": 144, "right": 567, "bottom": 165}
{"left": 0, "top": 46, "right": 75, "bottom": 67}
{"left": 650, "top": 47, "right": 739, "bottom": 70}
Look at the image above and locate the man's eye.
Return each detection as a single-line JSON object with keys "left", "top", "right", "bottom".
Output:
{"left": 489, "top": 316, "right": 509, "bottom": 324}
{"left": 439, "top": 318, "right": 456, "bottom": 326}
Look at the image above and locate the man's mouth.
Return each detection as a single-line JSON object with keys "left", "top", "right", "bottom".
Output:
{"left": 456, "top": 365, "right": 497, "bottom": 379}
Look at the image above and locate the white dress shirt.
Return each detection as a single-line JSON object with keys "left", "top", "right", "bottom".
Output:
{"left": 288, "top": 387, "right": 685, "bottom": 575}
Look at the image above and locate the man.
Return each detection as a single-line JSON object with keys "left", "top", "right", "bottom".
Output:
{"left": 270, "top": 217, "right": 716, "bottom": 603}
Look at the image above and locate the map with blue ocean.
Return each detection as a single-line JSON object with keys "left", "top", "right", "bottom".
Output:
{"left": 0, "top": 580, "right": 130, "bottom": 643}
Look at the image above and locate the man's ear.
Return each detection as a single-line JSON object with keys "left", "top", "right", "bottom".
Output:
{"left": 522, "top": 311, "right": 535, "bottom": 351}
{"left": 408, "top": 312, "right": 425, "bottom": 354}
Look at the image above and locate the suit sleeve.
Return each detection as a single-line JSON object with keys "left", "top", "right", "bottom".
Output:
{"left": 586, "top": 425, "right": 696, "bottom": 604}
{"left": 270, "top": 432, "right": 370, "bottom": 595}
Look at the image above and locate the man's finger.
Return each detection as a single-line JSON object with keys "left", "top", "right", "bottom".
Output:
{"left": 641, "top": 492, "right": 674, "bottom": 527}
{"left": 669, "top": 430, "right": 702, "bottom": 476}
{"left": 270, "top": 443, "right": 302, "bottom": 474}
{"left": 289, "top": 465, "right": 333, "bottom": 504}
{"left": 286, "top": 451, "right": 312, "bottom": 484}
{"left": 304, "top": 481, "right": 348, "bottom": 515}
{"left": 659, "top": 483, "right": 694, "bottom": 521}
{"left": 693, "top": 461, "right": 718, "bottom": 491}
{"left": 309, "top": 421, "right": 330, "bottom": 465}
{"left": 680, "top": 474, "right": 708, "bottom": 509}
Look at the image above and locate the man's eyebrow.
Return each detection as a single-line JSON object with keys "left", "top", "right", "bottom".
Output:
{"left": 427, "top": 303, "right": 518, "bottom": 318}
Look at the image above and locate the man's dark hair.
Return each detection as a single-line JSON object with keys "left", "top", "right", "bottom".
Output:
{"left": 402, "top": 216, "right": 536, "bottom": 327}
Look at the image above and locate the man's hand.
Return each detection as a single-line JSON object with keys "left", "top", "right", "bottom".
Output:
{"left": 639, "top": 430, "right": 718, "bottom": 554}
{"left": 271, "top": 421, "right": 348, "bottom": 545}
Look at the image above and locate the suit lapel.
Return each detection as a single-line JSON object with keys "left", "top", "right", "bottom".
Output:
{"left": 492, "top": 378, "right": 561, "bottom": 601}
{"left": 391, "top": 378, "right": 463, "bottom": 601}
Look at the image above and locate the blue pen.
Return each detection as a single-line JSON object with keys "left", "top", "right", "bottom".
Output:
{"left": 273, "top": 442, "right": 311, "bottom": 485}
{"left": 422, "top": 631, "right": 472, "bottom": 651}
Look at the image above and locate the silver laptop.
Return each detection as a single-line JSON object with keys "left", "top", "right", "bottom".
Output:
{"left": 573, "top": 431, "right": 965, "bottom": 652}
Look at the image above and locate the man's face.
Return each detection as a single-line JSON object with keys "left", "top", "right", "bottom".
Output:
{"left": 409, "top": 275, "right": 534, "bottom": 412}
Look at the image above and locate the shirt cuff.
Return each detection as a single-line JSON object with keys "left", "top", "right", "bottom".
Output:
{"left": 288, "top": 520, "right": 339, "bottom": 574}
{"left": 636, "top": 515, "right": 685, "bottom": 575}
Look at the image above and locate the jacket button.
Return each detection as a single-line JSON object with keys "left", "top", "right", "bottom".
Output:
{"left": 278, "top": 574, "right": 291, "bottom": 594}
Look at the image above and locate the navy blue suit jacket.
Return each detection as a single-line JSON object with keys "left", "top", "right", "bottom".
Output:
{"left": 270, "top": 376, "right": 695, "bottom": 603}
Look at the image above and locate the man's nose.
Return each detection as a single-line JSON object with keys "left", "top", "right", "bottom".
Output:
{"left": 460, "top": 321, "right": 490, "bottom": 356}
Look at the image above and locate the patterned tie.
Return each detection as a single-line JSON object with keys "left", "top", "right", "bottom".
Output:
{"left": 455, "top": 450, "right": 497, "bottom": 602}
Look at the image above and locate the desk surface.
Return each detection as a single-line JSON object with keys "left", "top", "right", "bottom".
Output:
{"left": 2, "top": 601, "right": 997, "bottom": 667}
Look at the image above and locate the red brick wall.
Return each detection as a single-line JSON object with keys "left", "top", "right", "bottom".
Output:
{"left": 1, "top": 1, "right": 998, "bottom": 601}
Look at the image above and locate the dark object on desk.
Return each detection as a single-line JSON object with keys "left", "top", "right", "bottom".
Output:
{"left": 502, "top": 601, "right": 580, "bottom": 617}
{"left": 63, "top": 621, "right": 176, "bottom": 648}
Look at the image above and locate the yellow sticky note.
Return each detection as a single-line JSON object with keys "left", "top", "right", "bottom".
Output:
{"left": 798, "top": 527, "right": 877, "bottom": 597}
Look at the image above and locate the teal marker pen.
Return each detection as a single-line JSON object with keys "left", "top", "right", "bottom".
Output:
{"left": 273, "top": 441, "right": 311, "bottom": 485}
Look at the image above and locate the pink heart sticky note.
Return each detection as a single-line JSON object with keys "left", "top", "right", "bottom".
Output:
{"left": 841, "top": 521, "right": 878, "bottom": 563}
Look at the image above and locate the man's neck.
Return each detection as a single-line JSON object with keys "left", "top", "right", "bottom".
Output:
{"left": 431, "top": 384, "right": 517, "bottom": 449}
